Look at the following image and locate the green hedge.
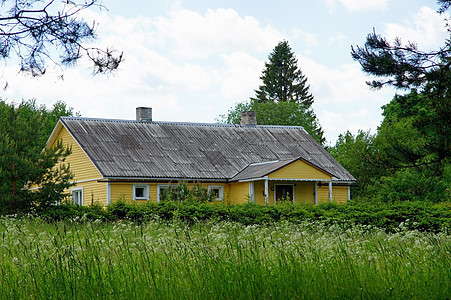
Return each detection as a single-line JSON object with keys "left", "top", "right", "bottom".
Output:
{"left": 30, "top": 200, "right": 451, "bottom": 233}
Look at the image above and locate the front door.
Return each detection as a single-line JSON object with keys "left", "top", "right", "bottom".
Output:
{"left": 275, "top": 185, "right": 294, "bottom": 203}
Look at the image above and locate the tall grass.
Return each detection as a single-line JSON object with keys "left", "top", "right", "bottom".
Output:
{"left": 0, "top": 217, "right": 449, "bottom": 299}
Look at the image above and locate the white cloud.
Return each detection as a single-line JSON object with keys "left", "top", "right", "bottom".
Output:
{"left": 1, "top": 5, "right": 282, "bottom": 125}
{"left": 328, "top": 34, "right": 346, "bottom": 46}
{"left": 153, "top": 7, "right": 283, "bottom": 59}
{"left": 219, "top": 52, "right": 264, "bottom": 101}
{"left": 325, "top": 0, "right": 388, "bottom": 11}
{"left": 292, "top": 29, "right": 318, "bottom": 47}
{"left": 384, "top": 6, "right": 449, "bottom": 50}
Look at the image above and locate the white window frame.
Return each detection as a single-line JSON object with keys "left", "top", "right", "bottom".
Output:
{"left": 208, "top": 185, "right": 224, "bottom": 201}
{"left": 133, "top": 184, "right": 149, "bottom": 201}
{"left": 71, "top": 187, "right": 83, "bottom": 206}
{"left": 157, "top": 184, "right": 177, "bottom": 202}
{"left": 273, "top": 184, "right": 295, "bottom": 204}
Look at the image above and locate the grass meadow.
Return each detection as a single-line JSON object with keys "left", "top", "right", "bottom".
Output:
{"left": 0, "top": 216, "right": 450, "bottom": 299}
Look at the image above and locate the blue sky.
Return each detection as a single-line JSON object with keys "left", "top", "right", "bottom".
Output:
{"left": 1, "top": 0, "right": 449, "bottom": 144}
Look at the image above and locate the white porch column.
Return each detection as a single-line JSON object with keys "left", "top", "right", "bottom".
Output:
{"left": 314, "top": 182, "right": 318, "bottom": 205}
{"left": 328, "top": 180, "right": 333, "bottom": 202}
{"left": 106, "top": 181, "right": 111, "bottom": 205}
{"left": 264, "top": 177, "right": 269, "bottom": 205}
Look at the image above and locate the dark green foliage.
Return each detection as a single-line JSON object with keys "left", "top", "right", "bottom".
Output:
{"left": 254, "top": 41, "right": 314, "bottom": 106}
{"left": 343, "top": 2, "right": 451, "bottom": 202}
{"left": 376, "top": 90, "right": 450, "bottom": 175}
{"left": 371, "top": 167, "right": 451, "bottom": 203}
{"left": 328, "top": 130, "right": 381, "bottom": 197}
{"left": 34, "top": 203, "right": 113, "bottom": 222}
{"left": 33, "top": 201, "right": 451, "bottom": 233}
{"left": 0, "top": 99, "right": 75, "bottom": 213}
{"left": 159, "top": 182, "right": 215, "bottom": 203}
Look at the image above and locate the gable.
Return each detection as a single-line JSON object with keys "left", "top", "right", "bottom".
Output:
{"left": 268, "top": 159, "right": 332, "bottom": 180}
{"left": 49, "top": 121, "right": 102, "bottom": 182}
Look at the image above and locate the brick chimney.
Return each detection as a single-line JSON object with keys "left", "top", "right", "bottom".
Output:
{"left": 136, "top": 107, "right": 152, "bottom": 122}
{"left": 240, "top": 111, "right": 257, "bottom": 126}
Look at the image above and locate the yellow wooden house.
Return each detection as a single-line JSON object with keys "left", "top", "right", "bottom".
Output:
{"left": 43, "top": 108, "right": 355, "bottom": 206}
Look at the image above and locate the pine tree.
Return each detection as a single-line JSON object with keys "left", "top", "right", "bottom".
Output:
{"left": 0, "top": 100, "right": 75, "bottom": 213}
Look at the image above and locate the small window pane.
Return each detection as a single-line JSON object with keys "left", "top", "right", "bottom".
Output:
{"left": 72, "top": 190, "right": 83, "bottom": 205}
{"left": 210, "top": 188, "right": 220, "bottom": 198}
{"left": 208, "top": 186, "right": 224, "bottom": 201}
{"left": 135, "top": 187, "right": 144, "bottom": 198}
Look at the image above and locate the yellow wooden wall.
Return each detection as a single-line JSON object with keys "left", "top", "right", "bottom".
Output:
{"left": 332, "top": 186, "right": 349, "bottom": 204}
{"left": 50, "top": 125, "right": 105, "bottom": 206}
{"left": 295, "top": 182, "right": 315, "bottom": 204}
{"left": 69, "top": 181, "right": 107, "bottom": 206}
{"left": 228, "top": 182, "right": 249, "bottom": 204}
{"left": 316, "top": 185, "right": 349, "bottom": 204}
{"left": 317, "top": 186, "right": 331, "bottom": 204}
{"left": 109, "top": 182, "right": 230, "bottom": 205}
{"left": 269, "top": 160, "right": 332, "bottom": 180}
{"left": 253, "top": 181, "right": 266, "bottom": 205}
{"left": 55, "top": 127, "right": 102, "bottom": 182}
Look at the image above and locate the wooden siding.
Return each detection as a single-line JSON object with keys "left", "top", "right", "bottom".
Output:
{"left": 111, "top": 183, "right": 138, "bottom": 204}
{"left": 317, "top": 186, "right": 331, "bottom": 204}
{"left": 316, "top": 185, "right": 349, "bottom": 204}
{"left": 228, "top": 182, "right": 250, "bottom": 204}
{"left": 56, "top": 127, "right": 102, "bottom": 182}
{"left": 69, "top": 181, "right": 107, "bottom": 207}
{"left": 49, "top": 125, "right": 105, "bottom": 206}
{"left": 268, "top": 160, "right": 332, "bottom": 180}
{"left": 254, "top": 181, "right": 266, "bottom": 205}
{"left": 295, "top": 182, "right": 315, "bottom": 204}
{"left": 332, "top": 186, "right": 349, "bottom": 204}
{"left": 109, "top": 182, "right": 230, "bottom": 205}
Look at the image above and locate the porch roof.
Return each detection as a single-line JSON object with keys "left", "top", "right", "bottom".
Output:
{"left": 230, "top": 157, "right": 336, "bottom": 182}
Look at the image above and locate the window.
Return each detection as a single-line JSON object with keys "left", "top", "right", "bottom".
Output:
{"left": 274, "top": 184, "right": 294, "bottom": 204}
{"left": 208, "top": 185, "right": 224, "bottom": 201}
{"left": 157, "top": 184, "right": 177, "bottom": 202}
{"left": 133, "top": 184, "right": 149, "bottom": 201}
{"left": 71, "top": 188, "right": 83, "bottom": 206}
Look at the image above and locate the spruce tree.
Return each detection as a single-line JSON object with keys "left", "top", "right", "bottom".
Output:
{"left": 254, "top": 41, "right": 314, "bottom": 106}
{"left": 252, "top": 41, "right": 325, "bottom": 144}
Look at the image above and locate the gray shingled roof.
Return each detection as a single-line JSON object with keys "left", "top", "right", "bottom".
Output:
{"left": 60, "top": 117, "right": 355, "bottom": 182}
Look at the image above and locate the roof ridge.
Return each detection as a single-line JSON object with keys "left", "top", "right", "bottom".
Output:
{"left": 61, "top": 116, "right": 305, "bottom": 129}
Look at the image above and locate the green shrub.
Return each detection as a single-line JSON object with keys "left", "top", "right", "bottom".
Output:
{"left": 24, "top": 200, "right": 451, "bottom": 233}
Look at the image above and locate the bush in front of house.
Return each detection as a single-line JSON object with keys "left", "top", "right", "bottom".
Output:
{"left": 22, "top": 200, "right": 450, "bottom": 233}
{"left": 104, "top": 200, "right": 450, "bottom": 233}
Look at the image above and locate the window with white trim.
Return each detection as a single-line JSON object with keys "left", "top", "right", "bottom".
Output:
{"left": 71, "top": 188, "right": 83, "bottom": 206}
{"left": 208, "top": 185, "right": 224, "bottom": 201}
{"left": 133, "top": 184, "right": 149, "bottom": 201}
{"left": 157, "top": 184, "right": 177, "bottom": 202}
